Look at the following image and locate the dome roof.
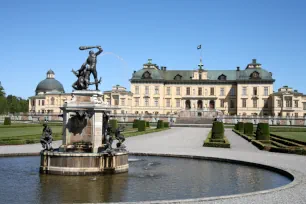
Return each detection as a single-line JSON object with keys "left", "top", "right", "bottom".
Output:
{"left": 35, "top": 70, "right": 65, "bottom": 95}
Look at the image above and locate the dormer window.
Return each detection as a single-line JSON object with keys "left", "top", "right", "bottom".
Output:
{"left": 174, "top": 74, "right": 182, "bottom": 80}
{"left": 142, "top": 71, "right": 152, "bottom": 79}
{"left": 218, "top": 74, "right": 227, "bottom": 80}
{"left": 250, "top": 71, "right": 260, "bottom": 79}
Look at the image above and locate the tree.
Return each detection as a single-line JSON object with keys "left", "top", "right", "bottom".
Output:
{"left": 0, "top": 82, "right": 5, "bottom": 97}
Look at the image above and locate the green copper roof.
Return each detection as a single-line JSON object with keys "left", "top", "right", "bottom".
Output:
{"left": 131, "top": 67, "right": 273, "bottom": 81}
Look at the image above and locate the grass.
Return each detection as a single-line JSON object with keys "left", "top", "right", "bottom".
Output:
{"left": 203, "top": 131, "right": 231, "bottom": 148}
{"left": 0, "top": 125, "right": 62, "bottom": 145}
{"left": 271, "top": 132, "right": 306, "bottom": 143}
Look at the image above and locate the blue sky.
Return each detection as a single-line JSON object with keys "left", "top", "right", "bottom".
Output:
{"left": 0, "top": 0, "right": 305, "bottom": 99}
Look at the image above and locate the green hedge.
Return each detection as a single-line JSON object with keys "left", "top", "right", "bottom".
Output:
{"left": 157, "top": 120, "right": 164, "bottom": 129}
{"left": 203, "top": 131, "right": 230, "bottom": 148}
{"left": 138, "top": 120, "right": 146, "bottom": 132}
{"left": 164, "top": 122, "right": 169, "bottom": 128}
{"left": 4, "top": 117, "right": 11, "bottom": 125}
{"left": 244, "top": 123, "right": 253, "bottom": 136}
{"left": 234, "top": 124, "right": 238, "bottom": 130}
{"left": 212, "top": 121, "right": 224, "bottom": 139}
{"left": 237, "top": 122, "right": 244, "bottom": 132}
{"left": 256, "top": 123, "right": 270, "bottom": 140}
{"left": 133, "top": 120, "right": 139, "bottom": 128}
{"left": 146, "top": 121, "right": 150, "bottom": 127}
{"left": 109, "top": 119, "right": 118, "bottom": 133}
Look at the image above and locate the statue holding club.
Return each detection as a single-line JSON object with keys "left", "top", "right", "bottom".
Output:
{"left": 72, "top": 46, "right": 103, "bottom": 91}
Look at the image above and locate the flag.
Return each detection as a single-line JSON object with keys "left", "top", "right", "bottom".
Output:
{"left": 197, "top": 45, "right": 201, "bottom": 49}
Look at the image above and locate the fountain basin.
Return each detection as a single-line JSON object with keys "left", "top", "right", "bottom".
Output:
{"left": 40, "top": 150, "right": 128, "bottom": 175}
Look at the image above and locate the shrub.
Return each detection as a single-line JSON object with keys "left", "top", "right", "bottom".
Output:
{"left": 244, "top": 123, "right": 254, "bottom": 136}
{"left": 109, "top": 119, "right": 118, "bottom": 133}
{"left": 203, "top": 131, "right": 230, "bottom": 148}
{"left": 138, "top": 120, "right": 146, "bottom": 132}
{"left": 146, "top": 121, "right": 150, "bottom": 127}
{"left": 212, "top": 121, "right": 224, "bottom": 139}
{"left": 133, "top": 120, "right": 139, "bottom": 128}
{"left": 234, "top": 124, "right": 238, "bottom": 130}
{"left": 164, "top": 122, "right": 169, "bottom": 128}
{"left": 237, "top": 122, "right": 244, "bottom": 132}
{"left": 256, "top": 123, "right": 270, "bottom": 140}
{"left": 4, "top": 117, "right": 11, "bottom": 125}
{"left": 157, "top": 120, "right": 164, "bottom": 129}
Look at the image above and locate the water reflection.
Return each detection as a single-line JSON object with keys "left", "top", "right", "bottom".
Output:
{"left": 0, "top": 156, "right": 292, "bottom": 203}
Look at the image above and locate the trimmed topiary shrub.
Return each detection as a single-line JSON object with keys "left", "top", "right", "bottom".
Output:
{"left": 138, "top": 120, "right": 146, "bottom": 132}
{"left": 234, "top": 124, "right": 238, "bottom": 130}
{"left": 109, "top": 119, "right": 118, "bottom": 133}
{"left": 244, "top": 123, "right": 254, "bottom": 136}
{"left": 164, "top": 122, "right": 169, "bottom": 128}
{"left": 256, "top": 123, "right": 270, "bottom": 140}
{"left": 212, "top": 121, "right": 224, "bottom": 139}
{"left": 157, "top": 120, "right": 164, "bottom": 129}
{"left": 237, "top": 122, "right": 244, "bottom": 132}
{"left": 3, "top": 117, "right": 11, "bottom": 125}
{"left": 146, "top": 121, "right": 150, "bottom": 128}
{"left": 133, "top": 119, "right": 139, "bottom": 128}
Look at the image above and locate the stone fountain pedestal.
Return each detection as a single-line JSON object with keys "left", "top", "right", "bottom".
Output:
{"left": 40, "top": 90, "right": 129, "bottom": 175}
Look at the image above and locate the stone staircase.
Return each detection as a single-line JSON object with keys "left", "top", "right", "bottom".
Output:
{"left": 176, "top": 117, "right": 214, "bottom": 124}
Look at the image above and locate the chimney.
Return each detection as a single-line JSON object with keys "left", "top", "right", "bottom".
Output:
{"left": 236, "top": 66, "right": 240, "bottom": 71}
{"left": 252, "top": 59, "right": 257, "bottom": 64}
{"left": 133, "top": 70, "right": 136, "bottom": 73}
{"left": 164, "top": 66, "right": 167, "bottom": 71}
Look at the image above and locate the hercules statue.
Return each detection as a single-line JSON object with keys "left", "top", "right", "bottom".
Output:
{"left": 72, "top": 46, "right": 103, "bottom": 91}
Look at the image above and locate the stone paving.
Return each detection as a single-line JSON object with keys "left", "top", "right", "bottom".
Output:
{"left": 1, "top": 127, "right": 306, "bottom": 203}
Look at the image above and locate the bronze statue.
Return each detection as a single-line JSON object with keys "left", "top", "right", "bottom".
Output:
{"left": 114, "top": 126, "right": 126, "bottom": 148}
{"left": 40, "top": 123, "right": 53, "bottom": 151}
{"left": 80, "top": 45, "right": 103, "bottom": 91}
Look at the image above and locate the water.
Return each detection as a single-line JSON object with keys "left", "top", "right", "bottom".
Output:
{"left": 0, "top": 156, "right": 291, "bottom": 203}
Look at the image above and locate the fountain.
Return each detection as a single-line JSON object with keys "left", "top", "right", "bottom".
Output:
{"left": 39, "top": 45, "right": 128, "bottom": 175}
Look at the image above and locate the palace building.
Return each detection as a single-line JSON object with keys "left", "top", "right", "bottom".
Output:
{"left": 28, "top": 60, "right": 306, "bottom": 117}
{"left": 129, "top": 59, "right": 276, "bottom": 116}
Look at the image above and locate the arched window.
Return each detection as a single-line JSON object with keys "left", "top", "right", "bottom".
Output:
{"left": 174, "top": 74, "right": 182, "bottom": 80}
{"left": 250, "top": 71, "right": 260, "bottom": 79}
{"left": 142, "top": 71, "right": 152, "bottom": 79}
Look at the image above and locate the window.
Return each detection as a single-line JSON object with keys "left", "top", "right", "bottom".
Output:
{"left": 242, "top": 99, "right": 247, "bottom": 108}
{"left": 264, "top": 87, "right": 268, "bottom": 96}
{"left": 144, "top": 98, "right": 149, "bottom": 106}
{"left": 210, "top": 87, "right": 214, "bottom": 96}
{"left": 145, "top": 86, "right": 149, "bottom": 95}
{"left": 38, "top": 100, "right": 41, "bottom": 106}
{"left": 220, "top": 99, "right": 225, "bottom": 108}
{"left": 107, "top": 99, "right": 111, "bottom": 105}
{"left": 242, "top": 87, "right": 247, "bottom": 96}
{"left": 198, "top": 88, "right": 202, "bottom": 96}
{"left": 295, "top": 113, "right": 299, "bottom": 117}
{"left": 186, "top": 87, "right": 191, "bottom": 95}
{"left": 263, "top": 99, "right": 268, "bottom": 108}
{"left": 277, "top": 100, "right": 282, "bottom": 107}
{"left": 154, "top": 86, "right": 159, "bottom": 94}
{"left": 303, "top": 102, "right": 306, "bottom": 110}
{"left": 176, "top": 87, "right": 180, "bottom": 95}
{"left": 286, "top": 113, "right": 290, "bottom": 117}
{"left": 51, "top": 97, "right": 55, "bottom": 105}
{"left": 114, "top": 99, "right": 119, "bottom": 106}
{"left": 230, "top": 100, "right": 234, "bottom": 108}
{"left": 230, "top": 88, "right": 235, "bottom": 96}
{"left": 154, "top": 98, "right": 159, "bottom": 107}
{"left": 166, "top": 87, "right": 171, "bottom": 95}
{"left": 295, "top": 100, "right": 298, "bottom": 108}
{"left": 42, "top": 100, "right": 45, "bottom": 106}
{"left": 135, "top": 86, "right": 139, "bottom": 94}
{"left": 166, "top": 99, "right": 171, "bottom": 107}
{"left": 176, "top": 99, "right": 180, "bottom": 108}
{"left": 220, "top": 88, "right": 224, "bottom": 96}
{"left": 121, "top": 98, "right": 125, "bottom": 106}
{"left": 199, "top": 73, "right": 202, "bottom": 80}
{"left": 253, "top": 99, "right": 257, "bottom": 108}
{"left": 135, "top": 98, "right": 139, "bottom": 107}
{"left": 253, "top": 87, "right": 257, "bottom": 96}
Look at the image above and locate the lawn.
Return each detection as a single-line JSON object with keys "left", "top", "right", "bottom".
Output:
{"left": 271, "top": 132, "right": 306, "bottom": 143}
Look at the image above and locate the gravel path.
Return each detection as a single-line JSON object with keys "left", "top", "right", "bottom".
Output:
{"left": 1, "top": 127, "right": 306, "bottom": 203}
